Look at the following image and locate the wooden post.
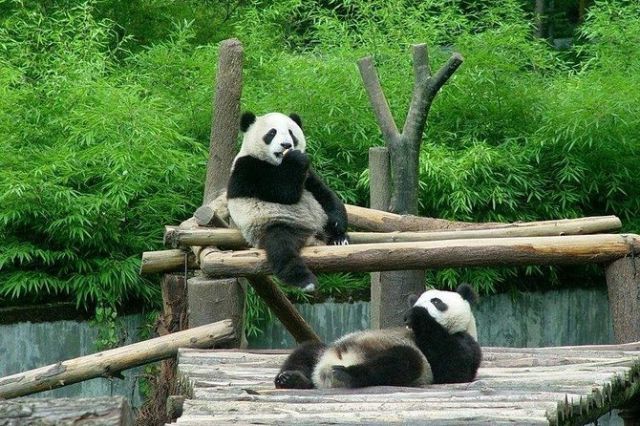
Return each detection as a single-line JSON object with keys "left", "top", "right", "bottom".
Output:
{"left": 605, "top": 256, "right": 640, "bottom": 344}
{"left": 369, "top": 147, "right": 424, "bottom": 328}
{"left": 190, "top": 37, "right": 245, "bottom": 346}
{"left": 359, "top": 44, "right": 462, "bottom": 328}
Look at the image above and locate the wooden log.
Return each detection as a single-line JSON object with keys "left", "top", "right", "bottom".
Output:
{"left": 243, "top": 275, "right": 320, "bottom": 343}
{"left": 140, "top": 249, "right": 197, "bottom": 274}
{"left": 163, "top": 214, "right": 624, "bottom": 250}
{"left": 346, "top": 204, "right": 622, "bottom": 233}
{"left": 368, "top": 146, "right": 424, "bottom": 329}
{"left": 605, "top": 257, "right": 640, "bottom": 344}
{"left": 199, "top": 234, "right": 640, "bottom": 277}
{"left": 203, "top": 39, "right": 243, "bottom": 204}
{"left": 0, "top": 319, "right": 235, "bottom": 399}
{"left": 0, "top": 397, "right": 133, "bottom": 425}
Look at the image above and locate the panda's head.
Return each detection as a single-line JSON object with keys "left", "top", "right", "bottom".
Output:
{"left": 411, "top": 283, "right": 478, "bottom": 338}
{"left": 237, "top": 111, "right": 306, "bottom": 166}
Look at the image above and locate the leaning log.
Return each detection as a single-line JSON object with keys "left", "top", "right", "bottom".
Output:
{"left": 163, "top": 215, "right": 624, "bottom": 250}
{"left": 346, "top": 205, "right": 622, "bottom": 233}
{"left": 199, "top": 234, "right": 640, "bottom": 277}
{"left": 0, "top": 319, "right": 235, "bottom": 399}
{"left": 0, "top": 397, "right": 133, "bottom": 425}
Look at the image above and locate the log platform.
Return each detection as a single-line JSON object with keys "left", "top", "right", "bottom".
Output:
{"left": 171, "top": 343, "right": 640, "bottom": 425}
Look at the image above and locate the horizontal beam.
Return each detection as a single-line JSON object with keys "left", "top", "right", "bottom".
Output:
{"left": 139, "top": 249, "right": 197, "bottom": 274}
{"left": 164, "top": 214, "right": 624, "bottom": 250}
{"left": 0, "top": 319, "right": 235, "bottom": 399}
{"left": 345, "top": 205, "right": 622, "bottom": 233}
{"left": 199, "top": 234, "right": 640, "bottom": 277}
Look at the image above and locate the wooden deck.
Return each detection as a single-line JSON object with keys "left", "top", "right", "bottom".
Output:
{"left": 172, "top": 342, "right": 640, "bottom": 425}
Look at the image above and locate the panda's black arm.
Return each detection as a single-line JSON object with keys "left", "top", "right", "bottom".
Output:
{"left": 305, "top": 170, "right": 349, "bottom": 241}
{"left": 227, "top": 155, "right": 308, "bottom": 204}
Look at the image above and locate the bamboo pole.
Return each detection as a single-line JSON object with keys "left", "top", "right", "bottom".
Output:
{"left": 162, "top": 215, "right": 623, "bottom": 251}
{"left": 198, "top": 234, "right": 640, "bottom": 277}
{"left": 0, "top": 319, "right": 235, "bottom": 399}
{"left": 140, "top": 249, "right": 197, "bottom": 274}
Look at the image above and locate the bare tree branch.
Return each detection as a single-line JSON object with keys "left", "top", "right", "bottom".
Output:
{"left": 357, "top": 56, "right": 400, "bottom": 145}
{"left": 427, "top": 52, "right": 464, "bottom": 98}
{"left": 412, "top": 43, "right": 431, "bottom": 81}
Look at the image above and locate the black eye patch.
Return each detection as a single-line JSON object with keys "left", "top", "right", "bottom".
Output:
{"left": 430, "top": 297, "right": 448, "bottom": 312}
{"left": 289, "top": 129, "right": 299, "bottom": 147}
{"left": 263, "top": 129, "right": 277, "bottom": 144}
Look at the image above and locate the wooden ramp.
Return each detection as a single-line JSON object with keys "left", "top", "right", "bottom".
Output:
{"left": 172, "top": 343, "right": 640, "bottom": 425}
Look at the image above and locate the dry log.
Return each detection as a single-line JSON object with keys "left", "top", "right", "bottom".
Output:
{"left": 0, "top": 397, "right": 133, "bottom": 425}
{"left": 163, "top": 214, "right": 624, "bottom": 250}
{"left": 0, "top": 319, "right": 235, "bottom": 399}
{"left": 346, "top": 204, "right": 622, "bottom": 233}
{"left": 140, "top": 249, "right": 196, "bottom": 274}
{"left": 199, "top": 234, "right": 640, "bottom": 277}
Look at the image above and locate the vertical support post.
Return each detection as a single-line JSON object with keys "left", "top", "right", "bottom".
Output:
{"left": 605, "top": 256, "right": 640, "bottom": 343}
{"left": 369, "top": 147, "right": 425, "bottom": 329}
{"left": 187, "top": 275, "right": 247, "bottom": 348}
{"left": 189, "top": 38, "right": 246, "bottom": 346}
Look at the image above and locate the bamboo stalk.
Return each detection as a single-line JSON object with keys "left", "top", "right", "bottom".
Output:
{"left": 199, "top": 234, "right": 640, "bottom": 277}
{"left": 139, "top": 249, "right": 197, "bottom": 274}
{"left": 0, "top": 319, "right": 235, "bottom": 399}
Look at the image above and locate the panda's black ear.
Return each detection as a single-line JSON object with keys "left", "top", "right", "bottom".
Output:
{"left": 456, "top": 283, "right": 478, "bottom": 305}
{"left": 240, "top": 111, "right": 256, "bottom": 132}
{"left": 407, "top": 293, "right": 419, "bottom": 307}
{"left": 289, "top": 113, "right": 302, "bottom": 129}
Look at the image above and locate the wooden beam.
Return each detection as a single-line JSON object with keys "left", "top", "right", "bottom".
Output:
{"left": 199, "top": 234, "right": 640, "bottom": 277}
{"left": 163, "top": 215, "right": 624, "bottom": 250}
{"left": 0, "top": 397, "right": 133, "bottom": 425}
{"left": 0, "top": 319, "right": 235, "bottom": 399}
{"left": 140, "top": 249, "right": 196, "bottom": 274}
{"left": 346, "top": 204, "right": 622, "bottom": 233}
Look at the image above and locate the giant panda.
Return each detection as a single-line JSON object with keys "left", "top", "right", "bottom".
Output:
{"left": 226, "top": 111, "right": 349, "bottom": 292}
{"left": 274, "top": 284, "right": 482, "bottom": 389}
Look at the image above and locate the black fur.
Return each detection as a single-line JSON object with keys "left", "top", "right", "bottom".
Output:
{"left": 289, "top": 113, "right": 302, "bottom": 129}
{"left": 227, "top": 152, "right": 310, "bottom": 204}
{"left": 305, "top": 171, "right": 349, "bottom": 244}
{"left": 263, "top": 128, "right": 277, "bottom": 144}
{"left": 288, "top": 129, "right": 299, "bottom": 147}
{"left": 456, "top": 283, "right": 477, "bottom": 304}
{"left": 275, "top": 341, "right": 326, "bottom": 389}
{"left": 330, "top": 346, "right": 425, "bottom": 388}
{"left": 240, "top": 111, "right": 256, "bottom": 132}
{"left": 259, "top": 223, "right": 318, "bottom": 289}
{"left": 404, "top": 306, "right": 482, "bottom": 384}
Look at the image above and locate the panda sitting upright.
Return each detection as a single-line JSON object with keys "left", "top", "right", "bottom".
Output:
{"left": 275, "top": 284, "right": 482, "bottom": 389}
{"left": 226, "top": 111, "right": 349, "bottom": 292}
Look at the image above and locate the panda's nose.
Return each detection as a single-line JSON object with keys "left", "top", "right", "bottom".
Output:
{"left": 280, "top": 142, "right": 292, "bottom": 150}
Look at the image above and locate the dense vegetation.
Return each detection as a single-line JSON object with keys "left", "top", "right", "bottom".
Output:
{"left": 1, "top": 0, "right": 639, "bottom": 332}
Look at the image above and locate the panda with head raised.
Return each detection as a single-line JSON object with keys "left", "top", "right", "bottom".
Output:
{"left": 227, "top": 111, "right": 349, "bottom": 293}
{"left": 275, "top": 284, "right": 482, "bottom": 389}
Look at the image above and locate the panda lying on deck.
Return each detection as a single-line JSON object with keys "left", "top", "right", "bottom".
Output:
{"left": 227, "top": 111, "right": 349, "bottom": 293}
{"left": 275, "top": 284, "right": 482, "bottom": 389}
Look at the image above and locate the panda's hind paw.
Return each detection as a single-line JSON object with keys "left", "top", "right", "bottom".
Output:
{"left": 331, "top": 365, "right": 354, "bottom": 388}
{"left": 275, "top": 370, "right": 314, "bottom": 389}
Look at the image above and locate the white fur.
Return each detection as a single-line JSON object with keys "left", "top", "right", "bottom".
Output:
{"left": 311, "top": 328, "right": 433, "bottom": 389}
{"left": 227, "top": 190, "right": 327, "bottom": 247}
{"left": 413, "top": 289, "right": 477, "bottom": 340}
{"left": 234, "top": 112, "right": 306, "bottom": 167}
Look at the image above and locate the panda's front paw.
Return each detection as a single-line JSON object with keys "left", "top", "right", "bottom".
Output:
{"left": 328, "top": 232, "right": 349, "bottom": 246}
{"left": 283, "top": 149, "right": 310, "bottom": 169}
{"left": 330, "top": 365, "right": 354, "bottom": 388}
{"left": 404, "top": 306, "right": 434, "bottom": 331}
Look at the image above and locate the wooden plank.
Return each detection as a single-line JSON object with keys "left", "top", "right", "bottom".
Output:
{"left": 0, "top": 397, "right": 133, "bottom": 426}
{"left": 199, "top": 234, "right": 640, "bottom": 277}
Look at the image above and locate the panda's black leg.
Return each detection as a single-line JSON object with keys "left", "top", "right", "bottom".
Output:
{"left": 260, "top": 224, "right": 317, "bottom": 292}
{"left": 275, "top": 341, "right": 326, "bottom": 389}
{"left": 331, "top": 346, "right": 424, "bottom": 388}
